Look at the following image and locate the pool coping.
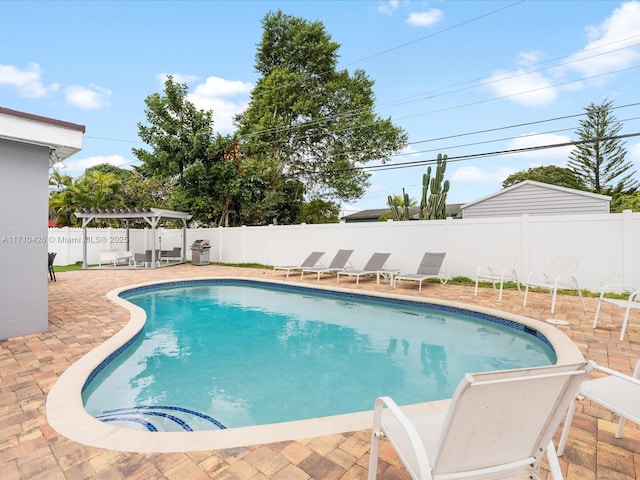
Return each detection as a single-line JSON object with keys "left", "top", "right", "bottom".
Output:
{"left": 45, "top": 276, "right": 584, "bottom": 453}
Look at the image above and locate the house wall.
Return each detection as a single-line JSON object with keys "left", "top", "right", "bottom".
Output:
{"left": 462, "top": 182, "right": 610, "bottom": 218}
{"left": 49, "top": 210, "right": 640, "bottom": 292}
{"left": 0, "top": 139, "right": 49, "bottom": 339}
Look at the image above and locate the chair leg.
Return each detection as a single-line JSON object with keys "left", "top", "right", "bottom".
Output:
{"left": 616, "top": 417, "right": 627, "bottom": 438}
{"left": 551, "top": 288, "right": 558, "bottom": 314}
{"left": 546, "top": 441, "right": 563, "bottom": 480}
{"left": 474, "top": 278, "right": 479, "bottom": 297}
{"left": 368, "top": 431, "right": 381, "bottom": 480}
{"left": 593, "top": 298, "right": 603, "bottom": 329}
{"left": 523, "top": 285, "right": 530, "bottom": 306}
{"left": 620, "top": 306, "right": 633, "bottom": 341}
{"left": 557, "top": 397, "right": 577, "bottom": 456}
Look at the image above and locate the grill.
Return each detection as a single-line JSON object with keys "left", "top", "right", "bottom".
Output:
{"left": 191, "top": 239, "right": 211, "bottom": 266}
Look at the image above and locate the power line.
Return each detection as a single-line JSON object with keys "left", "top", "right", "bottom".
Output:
{"left": 357, "top": 132, "right": 640, "bottom": 173}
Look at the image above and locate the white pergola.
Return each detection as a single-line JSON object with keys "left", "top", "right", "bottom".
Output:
{"left": 74, "top": 208, "right": 192, "bottom": 269}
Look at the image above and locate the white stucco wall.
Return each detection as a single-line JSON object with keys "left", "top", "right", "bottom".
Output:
{"left": 0, "top": 139, "right": 49, "bottom": 338}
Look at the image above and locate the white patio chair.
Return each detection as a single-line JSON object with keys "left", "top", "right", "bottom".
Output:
{"left": 523, "top": 255, "right": 586, "bottom": 314}
{"left": 394, "top": 252, "right": 446, "bottom": 292}
{"left": 558, "top": 359, "right": 640, "bottom": 456}
{"left": 273, "top": 251, "right": 325, "bottom": 278}
{"left": 336, "top": 252, "right": 391, "bottom": 284}
{"left": 474, "top": 252, "right": 520, "bottom": 300}
{"left": 369, "top": 361, "right": 593, "bottom": 480}
{"left": 592, "top": 283, "right": 640, "bottom": 341}
{"left": 301, "top": 249, "right": 354, "bottom": 281}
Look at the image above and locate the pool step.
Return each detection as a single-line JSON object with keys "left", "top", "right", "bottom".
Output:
{"left": 96, "top": 405, "right": 226, "bottom": 432}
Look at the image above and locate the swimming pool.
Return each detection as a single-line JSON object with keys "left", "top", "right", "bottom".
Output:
{"left": 46, "top": 277, "right": 584, "bottom": 453}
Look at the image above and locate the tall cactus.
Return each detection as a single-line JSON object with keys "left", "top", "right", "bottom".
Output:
{"left": 387, "top": 188, "right": 411, "bottom": 221}
{"left": 420, "top": 153, "right": 450, "bottom": 220}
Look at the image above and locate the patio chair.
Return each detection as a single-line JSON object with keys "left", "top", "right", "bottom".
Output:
{"left": 592, "top": 283, "right": 640, "bottom": 341}
{"left": 393, "top": 252, "right": 446, "bottom": 292}
{"left": 368, "top": 361, "right": 593, "bottom": 480}
{"left": 273, "top": 251, "right": 325, "bottom": 278}
{"left": 557, "top": 359, "right": 640, "bottom": 456}
{"left": 523, "top": 255, "right": 586, "bottom": 314}
{"left": 301, "top": 249, "right": 354, "bottom": 281}
{"left": 336, "top": 252, "right": 391, "bottom": 285}
{"left": 48, "top": 252, "right": 56, "bottom": 282}
{"left": 160, "top": 247, "right": 182, "bottom": 263}
{"left": 474, "top": 252, "right": 520, "bottom": 301}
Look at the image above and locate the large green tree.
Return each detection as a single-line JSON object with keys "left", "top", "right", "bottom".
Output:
{"left": 133, "top": 76, "right": 214, "bottom": 185}
{"left": 235, "top": 11, "right": 407, "bottom": 204}
{"left": 502, "top": 165, "right": 584, "bottom": 189}
{"left": 567, "top": 99, "right": 637, "bottom": 196}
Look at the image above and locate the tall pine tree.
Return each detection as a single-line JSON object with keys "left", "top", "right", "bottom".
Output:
{"left": 567, "top": 99, "right": 637, "bottom": 195}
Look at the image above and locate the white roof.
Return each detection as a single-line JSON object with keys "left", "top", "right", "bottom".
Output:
{"left": 461, "top": 180, "right": 611, "bottom": 210}
{"left": 0, "top": 107, "right": 85, "bottom": 167}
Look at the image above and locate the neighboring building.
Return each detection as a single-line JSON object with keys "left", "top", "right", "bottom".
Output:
{"left": 0, "top": 107, "right": 85, "bottom": 339}
{"left": 460, "top": 180, "right": 611, "bottom": 219}
{"left": 342, "top": 204, "right": 463, "bottom": 223}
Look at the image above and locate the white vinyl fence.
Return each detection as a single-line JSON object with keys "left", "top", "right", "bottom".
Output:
{"left": 48, "top": 210, "right": 640, "bottom": 291}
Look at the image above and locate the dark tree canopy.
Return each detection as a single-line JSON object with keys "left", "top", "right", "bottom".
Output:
{"left": 235, "top": 10, "right": 407, "bottom": 204}
{"left": 502, "top": 165, "right": 584, "bottom": 190}
{"left": 567, "top": 99, "right": 637, "bottom": 196}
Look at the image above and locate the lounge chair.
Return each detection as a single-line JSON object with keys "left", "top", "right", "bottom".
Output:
{"left": 558, "top": 359, "right": 640, "bottom": 456}
{"left": 592, "top": 283, "right": 640, "bottom": 341}
{"left": 273, "top": 251, "right": 325, "bottom": 278}
{"left": 369, "top": 361, "right": 593, "bottom": 480}
{"left": 523, "top": 255, "right": 586, "bottom": 314}
{"left": 301, "top": 249, "right": 354, "bottom": 281}
{"left": 474, "top": 252, "right": 520, "bottom": 300}
{"left": 393, "top": 252, "right": 446, "bottom": 292}
{"left": 336, "top": 252, "right": 391, "bottom": 284}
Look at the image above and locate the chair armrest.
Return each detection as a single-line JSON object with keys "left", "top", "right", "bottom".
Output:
{"left": 372, "top": 396, "right": 433, "bottom": 478}
{"left": 598, "top": 284, "right": 638, "bottom": 299}
{"left": 526, "top": 271, "right": 549, "bottom": 284}
{"left": 592, "top": 362, "right": 640, "bottom": 384}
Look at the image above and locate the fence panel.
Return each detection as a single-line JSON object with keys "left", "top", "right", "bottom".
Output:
{"left": 48, "top": 211, "right": 639, "bottom": 291}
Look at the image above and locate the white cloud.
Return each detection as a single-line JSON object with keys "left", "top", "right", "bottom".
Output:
{"left": 63, "top": 155, "right": 130, "bottom": 176}
{"left": 484, "top": 69, "right": 558, "bottom": 107}
{"left": 65, "top": 84, "right": 111, "bottom": 110}
{"left": 0, "top": 62, "right": 59, "bottom": 98}
{"left": 188, "top": 76, "right": 253, "bottom": 134}
{"left": 157, "top": 72, "right": 199, "bottom": 85}
{"left": 451, "top": 165, "right": 516, "bottom": 184}
{"left": 567, "top": 1, "right": 640, "bottom": 78}
{"left": 406, "top": 9, "right": 443, "bottom": 27}
{"left": 377, "top": 0, "right": 399, "bottom": 15}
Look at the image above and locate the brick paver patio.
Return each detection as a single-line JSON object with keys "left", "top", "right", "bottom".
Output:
{"left": 1, "top": 264, "right": 640, "bottom": 479}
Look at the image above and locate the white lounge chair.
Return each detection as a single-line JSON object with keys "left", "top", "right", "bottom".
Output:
{"left": 369, "top": 361, "right": 593, "bottom": 480}
{"left": 523, "top": 255, "right": 586, "bottom": 314}
{"left": 301, "top": 249, "right": 354, "bottom": 281}
{"left": 336, "top": 252, "right": 391, "bottom": 285}
{"left": 592, "top": 283, "right": 640, "bottom": 341}
{"left": 394, "top": 252, "right": 446, "bottom": 292}
{"left": 474, "top": 252, "right": 520, "bottom": 300}
{"left": 273, "top": 251, "right": 325, "bottom": 278}
{"left": 558, "top": 359, "right": 640, "bottom": 456}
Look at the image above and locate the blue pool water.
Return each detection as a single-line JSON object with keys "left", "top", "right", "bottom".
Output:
{"left": 82, "top": 280, "right": 556, "bottom": 432}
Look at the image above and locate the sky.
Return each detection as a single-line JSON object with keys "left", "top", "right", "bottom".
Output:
{"left": 2, "top": 0, "right": 640, "bottom": 217}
